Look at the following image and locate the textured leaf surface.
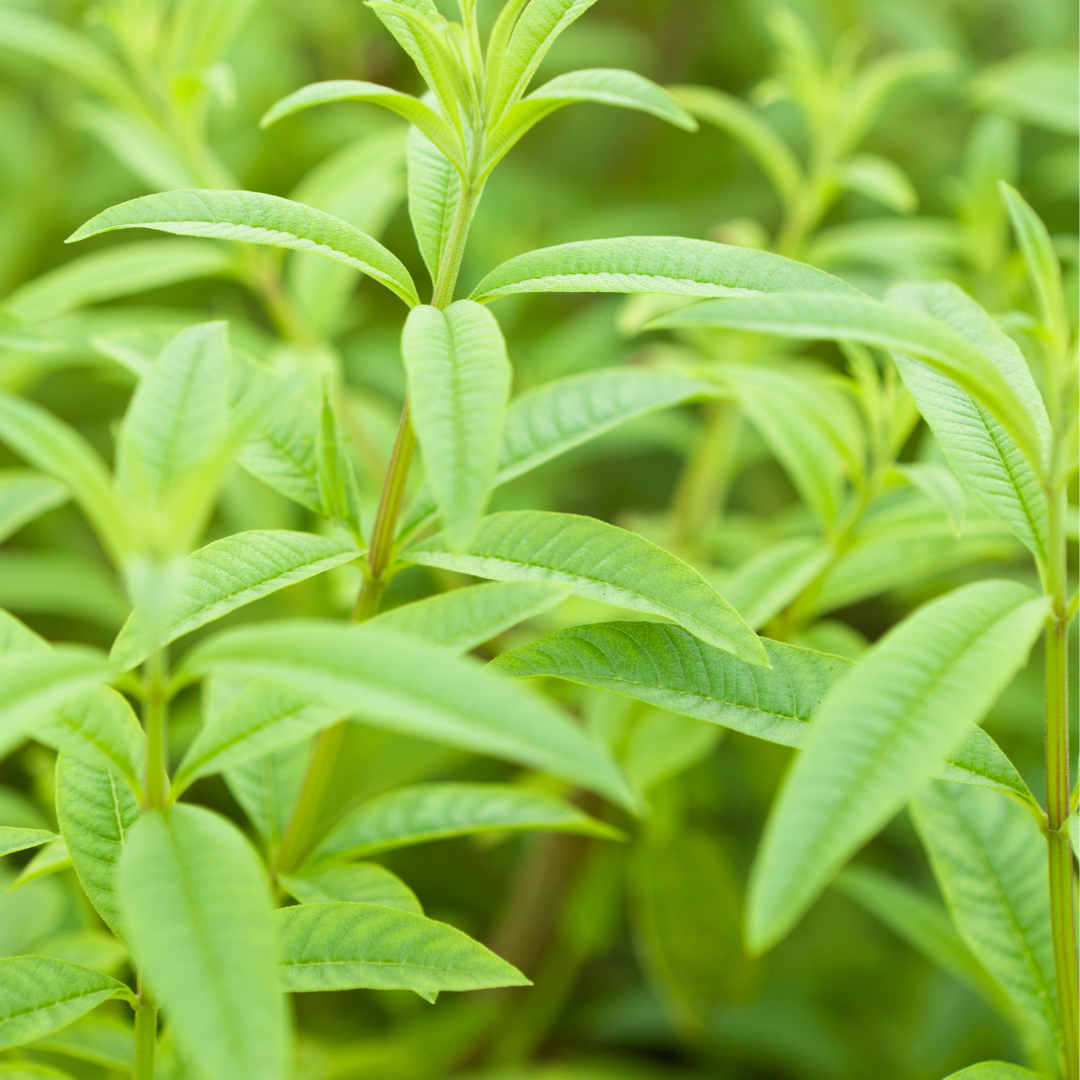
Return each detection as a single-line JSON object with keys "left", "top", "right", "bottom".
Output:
{"left": 312, "top": 783, "right": 620, "bottom": 863}
{"left": 407, "top": 125, "right": 461, "bottom": 286}
{"left": 0, "top": 827, "right": 57, "bottom": 857}
{"left": 913, "top": 782, "right": 1060, "bottom": 1056}
{"left": 368, "top": 581, "right": 568, "bottom": 653}
{"left": 276, "top": 902, "right": 529, "bottom": 997}
{"left": 403, "top": 302, "right": 512, "bottom": 550}
{"left": 280, "top": 864, "right": 422, "bottom": 913}
{"left": 409, "top": 511, "right": 766, "bottom": 664}
{"left": 112, "top": 530, "right": 361, "bottom": 669}
{"left": 747, "top": 580, "right": 1050, "bottom": 953}
{"left": 119, "top": 804, "right": 288, "bottom": 1080}
{"left": 56, "top": 756, "right": 140, "bottom": 939}
{"left": 472, "top": 237, "right": 858, "bottom": 303}
{"left": 186, "top": 620, "right": 638, "bottom": 811}
{"left": 67, "top": 190, "right": 419, "bottom": 308}
{"left": 0, "top": 957, "right": 132, "bottom": 1051}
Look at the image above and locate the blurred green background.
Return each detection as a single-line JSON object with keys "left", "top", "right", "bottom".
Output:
{"left": 0, "top": 0, "right": 1076, "bottom": 1078}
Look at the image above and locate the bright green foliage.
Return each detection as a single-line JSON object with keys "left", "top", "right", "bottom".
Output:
{"left": 747, "top": 580, "right": 1049, "bottom": 953}
{"left": 118, "top": 804, "right": 289, "bottom": 1080}
{"left": 310, "top": 783, "right": 621, "bottom": 863}
{"left": 0, "top": 827, "right": 57, "bottom": 857}
{"left": 719, "top": 538, "right": 831, "bottom": 629}
{"left": 0, "top": 957, "right": 133, "bottom": 1051}
{"left": 279, "top": 864, "right": 422, "bottom": 913}
{"left": 276, "top": 902, "right": 530, "bottom": 999}
{"left": 410, "top": 511, "right": 766, "bottom": 664}
{"left": 0, "top": 472, "right": 69, "bottom": 545}
{"left": 943, "top": 1065, "right": 1049, "bottom": 1079}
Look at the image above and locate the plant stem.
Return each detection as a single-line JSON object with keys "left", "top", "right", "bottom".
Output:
{"left": 133, "top": 983, "right": 157, "bottom": 1080}
{"left": 143, "top": 651, "right": 168, "bottom": 811}
{"left": 670, "top": 399, "right": 740, "bottom": 548}
{"left": 1043, "top": 486, "right": 1078, "bottom": 1078}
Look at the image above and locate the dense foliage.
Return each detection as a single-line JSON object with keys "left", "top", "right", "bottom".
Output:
{"left": 0, "top": 1, "right": 1075, "bottom": 1079}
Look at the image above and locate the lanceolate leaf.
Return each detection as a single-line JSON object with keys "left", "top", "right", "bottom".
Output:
{"left": 471, "top": 238, "right": 858, "bottom": 303}
{"left": 186, "top": 620, "right": 639, "bottom": 811}
{"left": 0, "top": 957, "right": 133, "bottom": 1052}
{"left": 409, "top": 511, "right": 766, "bottom": 664}
{"left": 491, "top": 620, "right": 1034, "bottom": 805}
{"left": 56, "top": 756, "right": 140, "bottom": 939}
{"left": 719, "top": 538, "right": 831, "bottom": 630}
{"left": 261, "top": 81, "right": 465, "bottom": 171}
{"left": 276, "top": 902, "right": 529, "bottom": 998}
{"left": 0, "top": 827, "right": 57, "bottom": 858}
{"left": 118, "top": 804, "right": 289, "bottom": 1080}
{"left": 311, "top": 783, "right": 621, "bottom": 863}
{"left": 403, "top": 302, "right": 512, "bottom": 551}
{"left": 279, "top": 864, "right": 422, "bottom": 913}
{"left": 652, "top": 292, "right": 1046, "bottom": 472}
{"left": 12, "top": 839, "right": 71, "bottom": 889}
{"left": 112, "top": 531, "right": 362, "bottom": 670}
{"left": 912, "top": 783, "right": 1061, "bottom": 1060}
{"left": 0, "top": 472, "right": 69, "bottom": 545}
{"left": 747, "top": 580, "right": 1050, "bottom": 954}
{"left": 67, "top": 190, "right": 419, "bottom": 308}
{"left": 483, "top": 69, "right": 696, "bottom": 172}
{"left": 407, "top": 125, "right": 462, "bottom": 286}
{"left": 888, "top": 282, "right": 1049, "bottom": 566}
{"left": 368, "top": 580, "right": 569, "bottom": 653}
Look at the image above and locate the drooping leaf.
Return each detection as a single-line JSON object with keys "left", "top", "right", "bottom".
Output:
{"left": 276, "top": 902, "right": 529, "bottom": 998}
{"left": 652, "top": 293, "right": 1047, "bottom": 471}
{"left": 747, "top": 580, "right": 1050, "bottom": 954}
{"left": 408, "top": 511, "right": 767, "bottom": 665}
{"left": 118, "top": 804, "right": 289, "bottom": 1080}
{"left": 0, "top": 957, "right": 133, "bottom": 1052}
{"left": 888, "top": 282, "right": 1050, "bottom": 565}
{"left": 0, "top": 472, "right": 69, "bottom": 544}
{"left": 492, "top": 620, "right": 1037, "bottom": 810}
{"left": 912, "top": 782, "right": 1060, "bottom": 1058}
{"left": 185, "top": 619, "right": 638, "bottom": 812}
{"left": 67, "top": 190, "right": 419, "bottom": 308}
{"left": 403, "top": 302, "right": 512, "bottom": 550}
{"left": 407, "top": 125, "right": 462, "bottom": 286}
{"left": 368, "top": 580, "right": 569, "bottom": 652}
{"left": 310, "top": 782, "right": 620, "bottom": 864}
{"left": 471, "top": 237, "right": 858, "bottom": 303}
{"left": 56, "top": 757, "right": 140, "bottom": 939}
{"left": 719, "top": 538, "right": 831, "bottom": 630}
{"left": 0, "top": 828, "right": 57, "bottom": 858}
{"left": 483, "top": 69, "right": 696, "bottom": 172}
{"left": 112, "top": 530, "right": 362, "bottom": 670}
{"left": 262, "top": 81, "right": 464, "bottom": 170}
{"left": 279, "top": 864, "right": 422, "bottom": 914}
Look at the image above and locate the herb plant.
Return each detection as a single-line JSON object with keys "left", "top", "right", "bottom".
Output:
{"left": 0, "top": 2, "right": 1074, "bottom": 1080}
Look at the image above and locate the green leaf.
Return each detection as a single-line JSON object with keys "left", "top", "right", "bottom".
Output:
{"left": 310, "top": 782, "right": 620, "bottom": 863}
{"left": 483, "top": 69, "right": 696, "bottom": 173}
{"left": 837, "top": 154, "right": 918, "bottom": 214}
{"left": 11, "top": 840, "right": 71, "bottom": 890}
{"left": 493, "top": 620, "right": 1038, "bottom": 810}
{"left": 652, "top": 293, "right": 1047, "bottom": 473}
{"left": 56, "top": 757, "right": 140, "bottom": 939}
{"left": 912, "top": 782, "right": 1060, "bottom": 1059}
{"left": 262, "top": 81, "right": 464, "bottom": 171}
{"left": 1000, "top": 182, "right": 1071, "bottom": 358}
{"left": 0, "top": 609, "right": 46, "bottom": 657}
{"left": 0, "top": 1063, "right": 78, "bottom": 1079}
{"left": 185, "top": 619, "right": 639, "bottom": 812}
{"left": 276, "top": 902, "right": 529, "bottom": 998}
{"left": 35, "top": 688, "right": 145, "bottom": 795}
{"left": 942, "top": 1065, "right": 1047, "bottom": 1079}
{"left": 0, "top": 553, "right": 129, "bottom": 630}
{"left": 0, "top": 828, "right": 57, "bottom": 858}
{"left": 487, "top": 0, "right": 599, "bottom": 124}
{"left": 118, "top": 804, "right": 289, "bottom": 1080}
{"left": 0, "top": 309, "right": 55, "bottom": 353}
{"left": 972, "top": 49, "right": 1080, "bottom": 135}
{"left": 225, "top": 743, "right": 308, "bottom": 849}
{"left": 747, "top": 580, "right": 1050, "bottom": 953}
{"left": 0, "top": 394, "right": 129, "bottom": 560}
{"left": 112, "top": 530, "right": 362, "bottom": 670}
{"left": 368, "top": 580, "right": 569, "bottom": 652}
{"left": 0, "top": 472, "right": 69, "bottom": 545}
{"left": 5, "top": 241, "right": 231, "bottom": 323}
{"left": 471, "top": 237, "right": 858, "bottom": 303}
{"left": 280, "top": 864, "right": 422, "bottom": 913}
{"left": 670, "top": 85, "right": 801, "bottom": 202}
{"left": 409, "top": 511, "right": 767, "bottom": 665}
{"left": 719, "top": 538, "right": 831, "bottom": 630}
{"left": 23, "top": 1014, "right": 133, "bottom": 1070}
{"left": 407, "top": 125, "right": 463, "bottom": 286}
{"left": 888, "top": 281, "right": 1050, "bottom": 565}
{"left": 895, "top": 463, "right": 967, "bottom": 538}
{"left": 67, "top": 190, "right": 419, "bottom": 309}
{"left": 403, "top": 302, "right": 512, "bottom": 550}
{"left": 0, "top": 957, "right": 133, "bottom": 1051}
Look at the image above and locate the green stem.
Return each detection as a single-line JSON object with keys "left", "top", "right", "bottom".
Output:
{"left": 1044, "top": 487, "right": 1078, "bottom": 1078}
{"left": 143, "top": 651, "right": 168, "bottom": 812}
{"left": 670, "top": 399, "right": 740, "bottom": 549}
{"left": 133, "top": 983, "right": 157, "bottom": 1080}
